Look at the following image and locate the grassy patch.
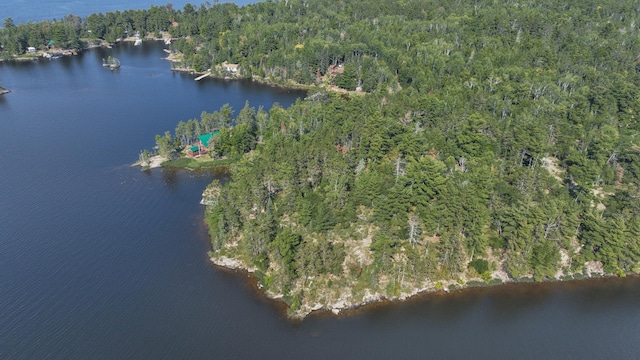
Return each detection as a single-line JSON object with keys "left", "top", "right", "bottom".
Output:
{"left": 163, "top": 157, "right": 236, "bottom": 169}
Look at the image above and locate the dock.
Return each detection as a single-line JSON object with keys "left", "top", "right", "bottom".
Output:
{"left": 194, "top": 72, "right": 210, "bottom": 81}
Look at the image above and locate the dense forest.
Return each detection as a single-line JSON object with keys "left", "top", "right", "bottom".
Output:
{"left": 5, "top": 0, "right": 640, "bottom": 317}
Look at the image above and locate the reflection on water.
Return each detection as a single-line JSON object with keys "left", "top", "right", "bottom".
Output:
{"left": 161, "top": 167, "right": 181, "bottom": 189}
{"left": 159, "top": 166, "right": 230, "bottom": 190}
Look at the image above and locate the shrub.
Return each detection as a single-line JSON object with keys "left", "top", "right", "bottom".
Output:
{"left": 469, "top": 259, "right": 490, "bottom": 274}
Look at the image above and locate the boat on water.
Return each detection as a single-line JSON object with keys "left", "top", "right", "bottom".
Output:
{"left": 134, "top": 32, "right": 142, "bottom": 46}
{"left": 102, "top": 56, "right": 121, "bottom": 70}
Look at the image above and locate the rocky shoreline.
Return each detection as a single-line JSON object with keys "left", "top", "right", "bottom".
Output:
{"left": 203, "top": 176, "right": 620, "bottom": 320}
{"left": 132, "top": 155, "right": 166, "bottom": 169}
{"left": 209, "top": 252, "right": 625, "bottom": 320}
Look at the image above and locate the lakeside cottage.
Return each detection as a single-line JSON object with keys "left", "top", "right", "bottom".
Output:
{"left": 222, "top": 62, "right": 239, "bottom": 73}
{"left": 187, "top": 131, "right": 220, "bottom": 157}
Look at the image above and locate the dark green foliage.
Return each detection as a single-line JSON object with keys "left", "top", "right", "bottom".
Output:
{"left": 66, "top": 0, "right": 640, "bottom": 303}
{"left": 530, "top": 241, "right": 560, "bottom": 280}
{"left": 188, "top": 0, "right": 640, "bottom": 299}
{"left": 269, "top": 229, "right": 301, "bottom": 279}
{"left": 154, "top": 131, "right": 175, "bottom": 158}
{"left": 469, "top": 259, "right": 489, "bottom": 275}
{"left": 334, "top": 63, "right": 358, "bottom": 90}
{"left": 295, "top": 238, "right": 345, "bottom": 277}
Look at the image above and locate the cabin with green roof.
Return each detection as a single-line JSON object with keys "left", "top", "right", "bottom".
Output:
{"left": 187, "top": 131, "right": 220, "bottom": 157}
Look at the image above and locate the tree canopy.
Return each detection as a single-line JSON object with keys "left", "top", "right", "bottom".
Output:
{"left": 193, "top": 0, "right": 640, "bottom": 316}
{"left": 6, "top": 0, "right": 640, "bottom": 317}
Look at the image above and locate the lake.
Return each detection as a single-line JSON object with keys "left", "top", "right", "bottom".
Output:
{"left": 1, "top": 41, "right": 640, "bottom": 360}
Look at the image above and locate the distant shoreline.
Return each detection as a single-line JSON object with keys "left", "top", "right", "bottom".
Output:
{"left": 0, "top": 33, "right": 171, "bottom": 63}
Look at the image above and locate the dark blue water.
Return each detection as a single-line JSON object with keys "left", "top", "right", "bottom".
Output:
{"left": 1, "top": 43, "right": 640, "bottom": 360}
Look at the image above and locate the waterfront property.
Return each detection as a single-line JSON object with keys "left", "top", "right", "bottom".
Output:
{"left": 187, "top": 131, "right": 220, "bottom": 157}
{"left": 222, "top": 62, "right": 239, "bottom": 73}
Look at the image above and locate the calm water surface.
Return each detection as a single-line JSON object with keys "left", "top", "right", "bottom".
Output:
{"left": 1, "top": 42, "right": 640, "bottom": 360}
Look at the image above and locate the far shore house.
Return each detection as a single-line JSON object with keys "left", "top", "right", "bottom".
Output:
{"left": 187, "top": 131, "right": 220, "bottom": 157}
{"left": 328, "top": 64, "right": 344, "bottom": 77}
{"left": 222, "top": 61, "right": 239, "bottom": 73}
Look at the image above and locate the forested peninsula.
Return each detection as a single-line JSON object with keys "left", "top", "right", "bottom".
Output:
{"left": 5, "top": 0, "right": 640, "bottom": 318}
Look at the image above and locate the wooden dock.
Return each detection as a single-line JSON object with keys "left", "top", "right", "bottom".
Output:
{"left": 194, "top": 72, "right": 210, "bottom": 81}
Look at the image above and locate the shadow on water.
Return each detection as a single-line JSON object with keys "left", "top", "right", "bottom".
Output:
{"left": 297, "top": 275, "right": 640, "bottom": 325}
{"left": 212, "top": 264, "right": 293, "bottom": 319}
{"left": 161, "top": 167, "right": 180, "bottom": 189}
{"left": 0, "top": 59, "right": 36, "bottom": 70}
{"left": 206, "top": 166, "right": 232, "bottom": 181}
{"left": 58, "top": 56, "right": 75, "bottom": 70}
{"left": 560, "top": 275, "right": 640, "bottom": 310}
{"left": 128, "top": 164, "right": 231, "bottom": 199}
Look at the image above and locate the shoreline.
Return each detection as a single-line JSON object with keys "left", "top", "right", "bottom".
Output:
{"left": 166, "top": 68, "right": 364, "bottom": 96}
{"left": 132, "top": 153, "right": 235, "bottom": 171}
{"left": 3, "top": 39, "right": 352, "bottom": 98}
{"left": 164, "top": 56, "right": 363, "bottom": 95}
{"left": 0, "top": 41, "right": 102, "bottom": 63}
{"left": 209, "top": 254, "right": 633, "bottom": 320}
{"left": 0, "top": 33, "right": 171, "bottom": 63}
{"left": 132, "top": 155, "right": 166, "bottom": 169}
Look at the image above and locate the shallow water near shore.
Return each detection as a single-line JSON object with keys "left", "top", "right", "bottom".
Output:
{"left": 1, "top": 42, "right": 640, "bottom": 359}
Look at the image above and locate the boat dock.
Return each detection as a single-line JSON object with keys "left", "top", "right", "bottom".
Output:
{"left": 194, "top": 72, "right": 210, "bottom": 81}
